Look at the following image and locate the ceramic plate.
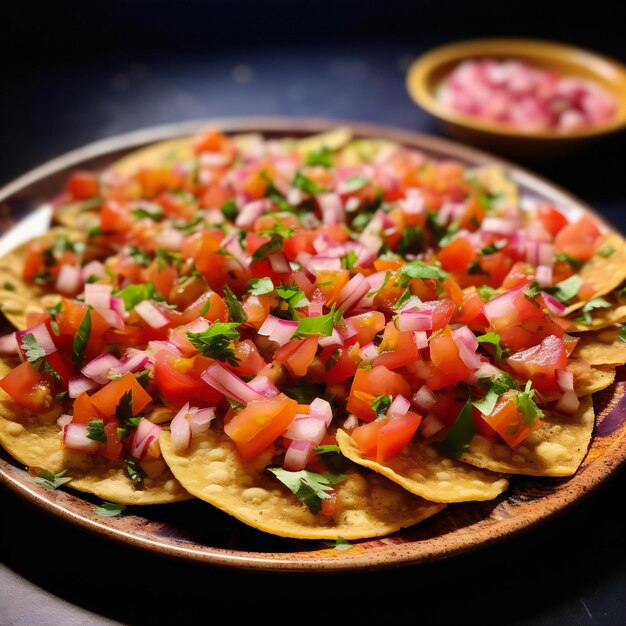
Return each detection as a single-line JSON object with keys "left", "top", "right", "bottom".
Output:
{"left": 1, "top": 117, "right": 625, "bottom": 572}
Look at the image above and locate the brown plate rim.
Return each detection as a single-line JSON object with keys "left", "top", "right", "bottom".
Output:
{"left": 1, "top": 116, "right": 625, "bottom": 572}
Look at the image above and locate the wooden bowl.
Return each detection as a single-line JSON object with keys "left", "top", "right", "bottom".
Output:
{"left": 406, "top": 38, "right": 626, "bottom": 159}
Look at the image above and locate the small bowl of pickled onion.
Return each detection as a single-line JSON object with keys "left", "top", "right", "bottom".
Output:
{"left": 406, "top": 38, "right": 626, "bottom": 158}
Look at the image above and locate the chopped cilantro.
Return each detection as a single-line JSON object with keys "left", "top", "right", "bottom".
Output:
{"left": 2, "top": 281, "right": 15, "bottom": 291}
{"left": 126, "top": 457, "right": 145, "bottom": 487}
{"left": 480, "top": 240, "right": 507, "bottom": 256}
{"left": 473, "top": 373, "right": 518, "bottom": 416}
{"left": 476, "top": 332, "right": 503, "bottom": 361}
{"left": 72, "top": 306, "right": 92, "bottom": 369}
{"left": 306, "top": 146, "right": 333, "bottom": 168}
{"left": 396, "top": 225, "right": 424, "bottom": 257}
{"left": 573, "top": 297, "right": 612, "bottom": 324}
{"left": 128, "top": 245, "right": 152, "bottom": 267}
{"left": 597, "top": 245, "right": 615, "bottom": 258}
{"left": 555, "top": 253, "right": 583, "bottom": 269}
{"left": 155, "top": 248, "right": 182, "bottom": 271}
{"left": 261, "top": 172, "right": 292, "bottom": 212}
{"left": 227, "top": 398, "right": 246, "bottom": 411}
{"left": 115, "top": 390, "right": 134, "bottom": 429}
{"left": 187, "top": 322, "right": 241, "bottom": 365}
{"left": 391, "top": 287, "right": 415, "bottom": 311}
{"left": 467, "top": 261, "right": 488, "bottom": 276}
{"left": 395, "top": 260, "right": 447, "bottom": 287}
{"left": 33, "top": 468, "right": 72, "bottom": 490}
{"left": 131, "top": 204, "right": 164, "bottom": 220}
{"left": 514, "top": 381, "right": 544, "bottom": 427}
{"left": 94, "top": 501, "right": 126, "bottom": 517}
{"left": 293, "top": 307, "right": 340, "bottom": 338}
{"left": 223, "top": 285, "right": 248, "bottom": 323}
{"left": 19, "top": 334, "right": 62, "bottom": 384}
{"left": 366, "top": 271, "right": 392, "bottom": 298}
{"left": 523, "top": 280, "right": 542, "bottom": 302}
{"left": 267, "top": 467, "right": 346, "bottom": 514}
{"left": 545, "top": 274, "right": 582, "bottom": 303}
{"left": 340, "top": 250, "right": 358, "bottom": 270}
{"left": 221, "top": 199, "right": 238, "bottom": 221}
{"left": 173, "top": 214, "right": 204, "bottom": 232}
{"left": 371, "top": 394, "right": 392, "bottom": 419}
{"left": 86, "top": 419, "right": 107, "bottom": 443}
{"left": 293, "top": 171, "right": 328, "bottom": 194}
{"left": 343, "top": 175, "right": 370, "bottom": 193}
{"left": 248, "top": 277, "right": 274, "bottom": 295}
{"left": 436, "top": 395, "right": 475, "bottom": 459}
{"left": 251, "top": 234, "right": 284, "bottom": 262}
{"left": 115, "top": 282, "right": 161, "bottom": 310}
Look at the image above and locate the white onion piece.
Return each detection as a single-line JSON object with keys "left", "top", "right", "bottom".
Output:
{"left": 55, "top": 264, "right": 82, "bottom": 295}
{"left": 0, "top": 332, "right": 18, "bottom": 355}
{"left": 200, "top": 362, "right": 265, "bottom": 404}
{"left": 401, "top": 188, "right": 424, "bottom": 215}
{"left": 188, "top": 407, "right": 217, "bottom": 434}
{"left": 68, "top": 375, "right": 99, "bottom": 399}
{"left": 413, "top": 385, "right": 437, "bottom": 410}
{"left": 63, "top": 423, "right": 100, "bottom": 453}
{"left": 343, "top": 414, "right": 359, "bottom": 429}
{"left": 16, "top": 324, "right": 57, "bottom": 361}
{"left": 283, "top": 414, "right": 327, "bottom": 444}
{"left": 169, "top": 406, "right": 193, "bottom": 452}
{"left": 81, "top": 353, "right": 121, "bottom": 384}
{"left": 283, "top": 439, "right": 316, "bottom": 471}
{"left": 481, "top": 217, "right": 515, "bottom": 235}
{"left": 310, "top": 397, "right": 333, "bottom": 427}
{"left": 135, "top": 301, "right": 170, "bottom": 329}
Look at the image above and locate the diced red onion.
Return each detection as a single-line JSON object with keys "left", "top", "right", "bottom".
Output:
{"left": 16, "top": 324, "right": 57, "bottom": 361}
{"left": 110, "top": 351, "right": 151, "bottom": 375}
{"left": 135, "top": 300, "right": 170, "bottom": 329}
{"left": 482, "top": 217, "right": 515, "bottom": 235}
{"left": 147, "top": 340, "right": 182, "bottom": 355}
{"left": 555, "top": 389, "right": 580, "bottom": 414}
{"left": 535, "top": 265, "right": 553, "bottom": 288}
{"left": 188, "top": 407, "right": 217, "bottom": 434}
{"left": 414, "top": 331, "right": 428, "bottom": 350}
{"left": 84, "top": 283, "right": 113, "bottom": 310}
{"left": 336, "top": 273, "right": 371, "bottom": 313}
{"left": 413, "top": 385, "right": 437, "bottom": 410}
{"left": 452, "top": 325, "right": 479, "bottom": 352}
{"left": 268, "top": 252, "right": 291, "bottom": 274}
{"left": 318, "top": 328, "right": 344, "bottom": 348}
{"left": 556, "top": 369, "right": 574, "bottom": 393}
{"left": 98, "top": 308, "right": 125, "bottom": 330}
{"left": 360, "top": 342, "right": 380, "bottom": 362}
{"left": 388, "top": 394, "right": 411, "bottom": 417}
{"left": 81, "top": 353, "right": 121, "bottom": 384}
{"left": 156, "top": 228, "right": 184, "bottom": 251}
{"left": 313, "top": 233, "right": 332, "bottom": 253}
{"left": 306, "top": 256, "right": 342, "bottom": 273}
{"left": 482, "top": 287, "right": 523, "bottom": 322}
{"left": 169, "top": 405, "right": 193, "bottom": 452}
{"left": 63, "top": 423, "right": 100, "bottom": 453}
{"left": 130, "top": 418, "right": 162, "bottom": 459}
{"left": 419, "top": 415, "right": 445, "bottom": 438}
{"left": 401, "top": 188, "right": 425, "bottom": 215}
{"left": 357, "top": 270, "right": 389, "bottom": 309}
{"left": 538, "top": 243, "right": 554, "bottom": 268}
{"left": 110, "top": 296, "right": 126, "bottom": 317}
{"left": 56, "top": 414, "right": 73, "bottom": 429}
{"left": 248, "top": 374, "right": 280, "bottom": 398}
{"left": 81, "top": 260, "right": 106, "bottom": 281}
{"left": 68, "top": 375, "right": 99, "bottom": 399}
{"left": 283, "top": 439, "right": 316, "bottom": 471}
{"left": 283, "top": 414, "right": 327, "bottom": 444}
{"left": 258, "top": 315, "right": 298, "bottom": 347}
{"left": 235, "top": 199, "right": 270, "bottom": 228}
{"left": 541, "top": 291, "right": 567, "bottom": 317}
{"left": 201, "top": 362, "right": 265, "bottom": 404}
{"left": 310, "top": 397, "right": 333, "bottom": 427}
{"left": 396, "top": 309, "right": 433, "bottom": 332}
{"left": 318, "top": 193, "right": 345, "bottom": 225}
{"left": 55, "top": 264, "right": 82, "bottom": 295}
{"left": 0, "top": 332, "right": 18, "bottom": 354}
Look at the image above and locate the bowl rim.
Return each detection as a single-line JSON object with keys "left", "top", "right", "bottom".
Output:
{"left": 406, "top": 37, "right": 626, "bottom": 140}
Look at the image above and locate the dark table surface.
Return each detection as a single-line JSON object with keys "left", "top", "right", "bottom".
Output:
{"left": 1, "top": 3, "right": 625, "bottom": 624}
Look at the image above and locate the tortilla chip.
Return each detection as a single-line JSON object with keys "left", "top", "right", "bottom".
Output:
{"left": 108, "top": 137, "right": 193, "bottom": 177}
{"left": 459, "top": 396, "right": 594, "bottom": 477}
{"left": 571, "top": 327, "right": 626, "bottom": 366}
{"left": 0, "top": 359, "right": 190, "bottom": 504}
{"left": 469, "top": 164, "right": 519, "bottom": 205}
{"left": 160, "top": 428, "right": 445, "bottom": 540}
{"left": 289, "top": 126, "right": 353, "bottom": 156}
{"left": 338, "top": 138, "right": 400, "bottom": 166}
{"left": 566, "top": 300, "right": 626, "bottom": 332}
{"left": 571, "top": 362, "right": 616, "bottom": 395}
{"left": 564, "top": 232, "right": 626, "bottom": 315}
{"left": 336, "top": 429, "right": 509, "bottom": 503}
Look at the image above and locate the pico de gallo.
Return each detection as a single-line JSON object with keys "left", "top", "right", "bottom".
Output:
{"left": 0, "top": 127, "right": 611, "bottom": 511}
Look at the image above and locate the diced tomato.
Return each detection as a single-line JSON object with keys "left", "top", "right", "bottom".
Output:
{"left": 90, "top": 372, "right": 152, "bottom": 417}
{"left": 323, "top": 346, "right": 360, "bottom": 384}
{"left": 347, "top": 366, "right": 411, "bottom": 421}
{"left": 429, "top": 327, "right": 471, "bottom": 389}
{"left": 72, "top": 391, "right": 100, "bottom": 423}
{"left": 344, "top": 311, "right": 386, "bottom": 346}
{"left": 224, "top": 394, "right": 298, "bottom": 461}
{"left": 0, "top": 361, "right": 54, "bottom": 413}
{"left": 483, "top": 397, "right": 542, "bottom": 449}
{"left": 67, "top": 171, "right": 100, "bottom": 200}
{"left": 438, "top": 237, "right": 476, "bottom": 272}
{"left": 376, "top": 411, "right": 422, "bottom": 461}
{"left": 192, "top": 128, "right": 234, "bottom": 156}
{"left": 506, "top": 335, "right": 567, "bottom": 393}
{"left": 536, "top": 204, "right": 568, "bottom": 237}
{"left": 374, "top": 323, "right": 421, "bottom": 370}
{"left": 100, "top": 419, "right": 124, "bottom": 461}
{"left": 230, "top": 340, "right": 267, "bottom": 376}
{"left": 274, "top": 336, "right": 319, "bottom": 377}
{"left": 554, "top": 216, "right": 603, "bottom": 262}
{"left": 100, "top": 200, "right": 133, "bottom": 234}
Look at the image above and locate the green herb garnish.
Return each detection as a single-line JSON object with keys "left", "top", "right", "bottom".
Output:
{"left": 187, "top": 322, "right": 241, "bottom": 366}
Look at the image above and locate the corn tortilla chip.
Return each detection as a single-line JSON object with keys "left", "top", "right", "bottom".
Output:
{"left": 336, "top": 429, "right": 509, "bottom": 503}
{"left": 571, "top": 327, "right": 626, "bottom": 366}
{"left": 160, "top": 427, "right": 445, "bottom": 540}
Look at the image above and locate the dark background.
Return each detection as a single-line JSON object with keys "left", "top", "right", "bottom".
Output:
{"left": 1, "top": 2, "right": 626, "bottom": 624}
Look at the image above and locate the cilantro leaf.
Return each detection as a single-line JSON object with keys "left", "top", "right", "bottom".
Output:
{"left": 436, "top": 396, "right": 475, "bottom": 459}
{"left": 597, "top": 245, "right": 615, "bottom": 258}
{"left": 395, "top": 260, "right": 447, "bottom": 287}
{"left": 268, "top": 467, "right": 346, "bottom": 514}
{"left": 187, "top": 322, "right": 241, "bottom": 365}
{"left": 128, "top": 246, "right": 152, "bottom": 267}
{"left": 86, "top": 419, "right": 107, "bottom": 443}
{"left": 371, "top": 394, "right": 392, "bottom": 419}
{"left": 477, "top": 285, "right": 500, "bottom": 301}
{"left": 293, "top": 171, "right": 328, "bottom": 194}
{"left": 251, "top": 234, "right": 285, "bottom": 262}
{"left": 33, "top": 468, "right": 72, "bottom": 490}
{"left": 340, "top": 250, "right": 358, "bottom": 270}
{"left": 221, "top": 199, "right": 238, "bottom": 221}
{"left": 247, "top": 277, "right": 274, "bottom": 295}
{"left": 545, "top": 274, "right": 582, "bottom": 303}
{"left": 306, "top": 146, "right": 333, "bottom": 168}
{"left": 115, "top": 282, "right": 161, "bottom": 310}
{"left": 366, "top": 271, "right": 392, "bottom": 298}
{"left": 476, "top": 332, "right": 503, "bottom": 361}
{"left": 523, "top": 280, "right": 542, "bottom": 302}
{"left": 343, "top": 176, "right": 370, "bottom": 193}
{"left": 72, "top": 306, "right": 92, "bottom": 369}
{"left": 126, "top": 457, "right": 145, "bottom": 487}
{"left": 573, "top": 297, "right": 612, "bottom": 324}
{"left": 293, "top": 307, "right": 339, "bottom": 338}
{"left": 131, "top": 204, "right": 164, "bottom": 220}
{"left": 396, "top": 225, "right": 424, "bottom": 257}
{"left": 223, "top": 285, "right": 248, "bottom": 323}
{"left": 94, "top": 501, "right": 126, "bottom": 517}
{"left": 514, "top": 380, "right": 544, "bottom": 427}
{"left": 19, "top": 334, "right": 62, "bottom": 384}
{"left": 555, "top": 253, "right": 583, "bottom": 270}
{"left": 115, "top": 390, "right": 134, "bottom": 426}
{"left": 473, "top": 373, "right": 518, "bottom": 416}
